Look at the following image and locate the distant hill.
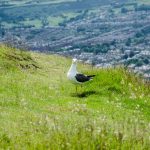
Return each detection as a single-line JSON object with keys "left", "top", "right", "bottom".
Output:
{"left": 0, "top": 0, "right": 150, "bottom": 78}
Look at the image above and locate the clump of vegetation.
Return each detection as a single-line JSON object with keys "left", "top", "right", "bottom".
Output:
{"left": 0, "top": 45, "right": 39, "bottom": 70}
{"left": 0, "top": 45, "right": 150, "bottom": 149}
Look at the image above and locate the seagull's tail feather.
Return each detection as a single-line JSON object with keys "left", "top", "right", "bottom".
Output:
{"left": 87, "top": 75, "right": 95, "bottom": 80}
{"left": 87, "top": 75, "right": 95, "bottom": 78}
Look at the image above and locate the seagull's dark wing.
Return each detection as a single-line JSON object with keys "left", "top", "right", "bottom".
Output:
{"left": 75, "top": 74, "right": 95, "bottom": 83}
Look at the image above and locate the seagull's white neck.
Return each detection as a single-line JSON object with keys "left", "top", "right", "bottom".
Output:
{"left": 68, "top": 63, "right": 77, "bottom": 75}
{"left": 67, "top": 61, "right": 78, "bottom": 83}
{"left": 70, "top": 63, "right": 77, "bottom": 72}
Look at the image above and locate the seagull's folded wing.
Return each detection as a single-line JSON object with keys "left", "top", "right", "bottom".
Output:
{"left": 75, "top": 73, "right": 91, "bottom": 82}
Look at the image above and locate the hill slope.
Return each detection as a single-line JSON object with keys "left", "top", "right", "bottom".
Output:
{"left": 0, "top": 45, "right": 150, "bottom": 149}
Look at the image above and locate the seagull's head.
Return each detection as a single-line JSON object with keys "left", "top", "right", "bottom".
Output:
{"left": 72, "top": 58, "right": 77, "bottom": 64}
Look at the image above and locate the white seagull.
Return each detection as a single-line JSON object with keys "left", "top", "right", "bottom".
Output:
{"left": 67, "top": 58, "right": 95, "bottom": 87}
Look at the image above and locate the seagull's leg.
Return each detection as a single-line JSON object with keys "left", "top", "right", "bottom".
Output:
{"left": 80, "top": 84, "right": 83, "bottom": 93}
{"left": 80, "top": 85, "right": 82, "bottom": 93}
{"left": 76, "top": 86, "right": 78, "bottom": 93}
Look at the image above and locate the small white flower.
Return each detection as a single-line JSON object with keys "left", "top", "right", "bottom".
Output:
{"left": 121, "top": 79, "right": 125, "bottom": 85}
{"left": 130, "top": 93, "right": 136, "bottom": 100}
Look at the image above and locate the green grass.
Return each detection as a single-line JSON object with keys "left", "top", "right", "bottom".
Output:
{"left": 21, "top": 19, "right": 43, "bottom": 28}
{"left": 47, "top": 12, "right": 79, "bottom": 26}
{"left": 47, "top": 16, "right": 65, "bottom": 26}
{"left": 0, "top": 45, "right": 150, "bottom": 149}
{"left": 63, "top": 12, "right": 80, "bottom": 19}
{"left": 137, "top": 0, "right": 150, "bottom": 5}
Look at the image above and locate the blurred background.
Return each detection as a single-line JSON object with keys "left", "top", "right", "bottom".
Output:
{"left": 0, "top": 0, "right": 150, "bottom": 79}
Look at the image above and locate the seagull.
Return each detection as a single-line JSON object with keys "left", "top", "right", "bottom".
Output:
{"left": 67, "top": 58, "right": 95, "bottom": 91}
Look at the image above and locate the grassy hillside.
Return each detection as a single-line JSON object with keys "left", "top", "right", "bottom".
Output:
{"left": 0, "top": 45, "right": 150, "bottom": 149}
